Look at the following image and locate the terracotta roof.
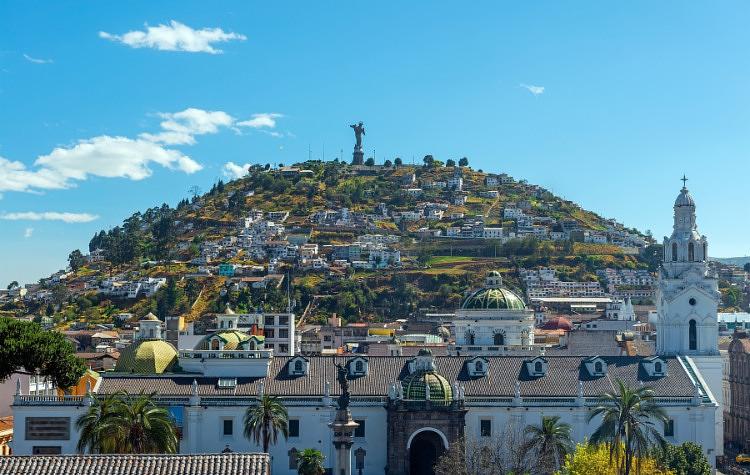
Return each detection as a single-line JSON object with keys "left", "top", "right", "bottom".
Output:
{"left": 98, "top": 355, "right": 696, "bottom": 399}
{"left": 0, "top": 453, "right": 270, "bottom": 475}
{"left": 0, "top": 416, "right": 13, "bottom": 434}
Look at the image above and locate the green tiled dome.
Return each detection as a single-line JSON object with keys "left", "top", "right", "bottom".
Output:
{"left": 115, "top": 340, "right": 178, "bottom": 374}
{"left": 195, "top": 330, "right": 265, "bottom": 350}
{"left": 461, "top": 287, "right": 526, "bottom": 310}
{"left": 403, "top": 371, "right": 453, "bottom": 401}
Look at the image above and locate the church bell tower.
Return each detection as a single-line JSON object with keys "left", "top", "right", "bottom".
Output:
{"left": 656, "top": 176, "right": 722, "bottom": 459}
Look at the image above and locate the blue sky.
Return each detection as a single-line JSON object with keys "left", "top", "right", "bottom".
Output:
{"left": 1, "top": 1, "right": 749, "bottom": 285}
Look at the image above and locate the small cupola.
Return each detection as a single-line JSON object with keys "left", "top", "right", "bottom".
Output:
{"left": 218, "top": 305, "right": 239, "bottom": 329}
{"left": 288, "top": 356, "right": 310, "bottom": 376}
{"left": 408, "top": 348, "right": 437, "bottom": 374}
{"left": 525, "top": 356, "right": 548, "bottom": 377}
{"left": 466, "top": 356, "right": 489, "bottom": 377}
{"left": 348, "top": 356, "right": 369, "bottom": 377}
{"left": 641, "top": 356, "right": 667, "bottom": 377}
{"left": 136, "top": 313, "right": 163, "bottom": 340}
{"left": 583, "top": 356, "right": 607, "bottom": 377}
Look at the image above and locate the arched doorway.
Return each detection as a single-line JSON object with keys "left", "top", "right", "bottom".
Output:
{"left": 408, "top": 429, "right": 447, "bottom": 475}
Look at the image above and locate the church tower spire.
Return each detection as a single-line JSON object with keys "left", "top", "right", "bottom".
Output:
{"left": 657, "top": 177, "right": 719, "bottom": 356}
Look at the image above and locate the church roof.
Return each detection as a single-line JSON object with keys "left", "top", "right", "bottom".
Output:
{"left": 461, "top": 287, "right": 526, "bottom": 310}
{"left": 98, "top": 355, "right": 696, "bottom": 399}
{"left": 0, "top": 453, "right": 270, "bottom": 475}
{"left": 195, "top": 330, "right": 263, "bottom": 350}
{"left": 114, "top": 340, "right": 178, "bottom": 374}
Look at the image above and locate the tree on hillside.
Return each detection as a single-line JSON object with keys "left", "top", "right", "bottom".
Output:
{"left": 744, "top": 262, "right": 750, "bottom": 273}
{"left": 445, "top": 158, "right": 456, "bottom": 167}
{"left": 459, "top": 157, "right": 469, "bottom": 167}
{"left": 394, "top": 157, "right": 403, "bottom": 166}
{"left": 423, "top": 155, "right": 435, "bottom": 167}
{"left": 0, "top": 317, "right": 86, "bottom": 388}
{"left": 68, "top": 249, "right": 86, "bottom": 271}
{"left": 365, "top": 157, "right": 375, "bottom": 166}
{"left": 383, "top": 159, "right": 393, "bottom": 167}
{"left": 7, "top": 281, "right": 18, "bottom": 290}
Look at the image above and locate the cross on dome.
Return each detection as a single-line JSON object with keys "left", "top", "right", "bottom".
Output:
{"left": 681, "top": 174, "right": 688, "bottom": 189}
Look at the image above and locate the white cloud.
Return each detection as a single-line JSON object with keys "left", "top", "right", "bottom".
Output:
{"left": 24, "top": 228, "right": 33, "bottom": 238}
{"left": 2, "top": 212, "right": 100, "bottom": 223}
{"left": 0, "top": 136, "right": 201, "bottom": 193}
{"left": 141, "top": 108, "right": 235, "bottom": 145}
{"left": 520, "top": 83, "right": 545, "bottom": 96}
{"left": 222, "top": 161, "right": 251, "bottom": 179}
{"left": 23, "top": 53, "right": 53, "bottom": 64}
{"left": 99, "top": 20, "right": 246, "bottom": 54}
{"left": 237, "top": 113, "right": 283, "bottom": 129}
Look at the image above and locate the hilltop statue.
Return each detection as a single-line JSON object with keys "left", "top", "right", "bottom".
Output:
{"left": 335, "top": 362, "right": 351, "bottom": 410}
{"left": 350, "top": 121, "right": 365, "bottom": 149}
{"left": 350, "top": 121, "right": 365, "bottom": 165}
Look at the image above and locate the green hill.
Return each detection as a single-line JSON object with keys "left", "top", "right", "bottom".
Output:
{"left": 3, "top": 160, "right": 657, "bottom": 327}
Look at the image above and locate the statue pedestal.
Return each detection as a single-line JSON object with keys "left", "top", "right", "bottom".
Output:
{"left": 351, "top": 147, "right": 364, "bottom": 165}
{"left": 329, "top": 409, "right": 359, "bottom": 475}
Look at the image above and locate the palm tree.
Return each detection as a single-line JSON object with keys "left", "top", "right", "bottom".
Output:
{"left": 524, "top": 415, "right": 573, "bottom": 472}
{"left": 244, "top": 394, "right": 289, "bottom": 453}
{"left": 76, "top": 391, "right": 177, "bottom": 454}
{"left": 588, "top": 379, "right": 668, "bottom": 475}
{"left": 297, "top": 448, "right": 325, "bottom": 475}
{"left": 76, "top": 390, "right": 126, "bottom": 453}
{"left": 108, "top": 392, "right": 178, "bottom": 453}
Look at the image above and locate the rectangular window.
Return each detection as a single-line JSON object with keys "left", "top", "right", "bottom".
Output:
{"left": 33, "top": 446, "right": 62, "bottom": 455}
{"left": 264, "top": 329, "right": 275, "bottom": 339}
{"left": 264, "top": 316, "right": 275, "bottom": 326}
{"left": 664, "top": 419, "right": 674, "bottom": 437}
{"left": 289, "top": 419, "right": 300, "bottom": 438}
{"left": 25, "top": 417, "right": 70, "bottom": 440}
{"left": 480, "top": 419, "right": 492, "bottom": 437}
{"left": 223, "top": 419, "right": 233, "bottom": 436}
{"left": 279, "top": 316, "right": 289, "bottom": 326}
{"left": 354, "top": 419, "right": 366, "bottom": 438}
{"left": 279, "top": 329, "right": 289, "bottom": 339}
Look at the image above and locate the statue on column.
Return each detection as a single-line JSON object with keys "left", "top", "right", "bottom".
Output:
{"left": 335, "top": 363, "right": 351, "bottom": 410}
{"left": 350, "top": 122, "right": 365, "bottom": 149}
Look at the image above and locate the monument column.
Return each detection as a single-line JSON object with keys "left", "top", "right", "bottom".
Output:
{"left": 329, "top": 363, "right": 359, "bottom": 475}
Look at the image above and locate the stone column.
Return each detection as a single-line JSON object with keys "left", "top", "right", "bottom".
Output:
{"left": 329, "top": 408, "right": 359, "bottom": 475}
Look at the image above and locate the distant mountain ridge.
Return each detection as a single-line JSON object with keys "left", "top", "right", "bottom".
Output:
{"left": 710, "top": 256, "right": 750, "bottom": 267}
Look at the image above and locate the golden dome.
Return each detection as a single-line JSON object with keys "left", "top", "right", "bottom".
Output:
{"left": 115, "top": 340, "right": 178, "bottom": 374}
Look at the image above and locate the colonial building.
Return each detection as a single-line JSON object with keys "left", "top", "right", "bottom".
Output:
{"left": 726, "top": 331, "right": 750, "bottom": 450}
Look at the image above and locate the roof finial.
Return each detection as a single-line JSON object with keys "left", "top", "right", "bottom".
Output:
{"left": 681, "top": 174, "right": 688, "bottom": 189}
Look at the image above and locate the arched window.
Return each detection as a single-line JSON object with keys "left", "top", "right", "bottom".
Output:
{"left": 355, "top": 360, "right": 364, "bottom": 372}
{"left": 294, "top": 360, "right": 303, "bottom": 372}
{"left": 594, "top": 362, "right": 603, "bottom": 373}
{"left": 689, "top": 320, "right": 697, "bottom": 351}
{"left": 211, "top": 338, "right": 220, "bottom": 350}
{"left": 466, "top": 330, "right": 475, "bottom": 345}
{"left": 475, "top": 361, "right": 483, "bottom": 372}
{"left": 535, "top": 361, "right": 543, "bottom": 373}
{"left": 494, "top": 332, "right": 505, "bottom": 345}
{"left": 703, "top": 242, "right": 707, "bottom": 260}
{"left": 672, "top": 242, "right": 678, "bottom": 261}
{"left": 688, "top": 242, "right": 695, "bottom": 262}
{"left": 654, "top": 362, "right": 662, "bottom": 373}
{"left": 149, "top": 328, "right": 154, "bottom": 338}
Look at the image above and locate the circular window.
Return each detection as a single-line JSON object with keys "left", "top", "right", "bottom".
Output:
{"left": 689, "top": 298, "right": 697, "bottom": 306}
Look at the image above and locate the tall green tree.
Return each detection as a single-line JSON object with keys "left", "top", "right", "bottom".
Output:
{"left": 244, "top": 394, "right": 289, "bottom": 453}
{"left": 0, "top": 317, "right": 85, "bottom": 388}
{"left": 445, "top": 158, "right": 456, "bottom": 167}
{"left": 6, "top": 281, "right": 18, "bottom": 290}
{"left": 524, "top": 415, "right": 574, "bottom": 472}
{"left": 458, "top": 156, "right": 469, "bottom": 167}
{"left": 654, "top": 441, "right": 711, "bottom": 475}
{"left": 76, "top": 391, "right": 177, "bottom": 454}
{"left": 588, "top": 380, "right": 669, "bottom": 475}
{"left": 297, "top": 448, "right": 325, "bottom": 475}
{"left": 68, "top": 249, "right": 86, "bottom": 271}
